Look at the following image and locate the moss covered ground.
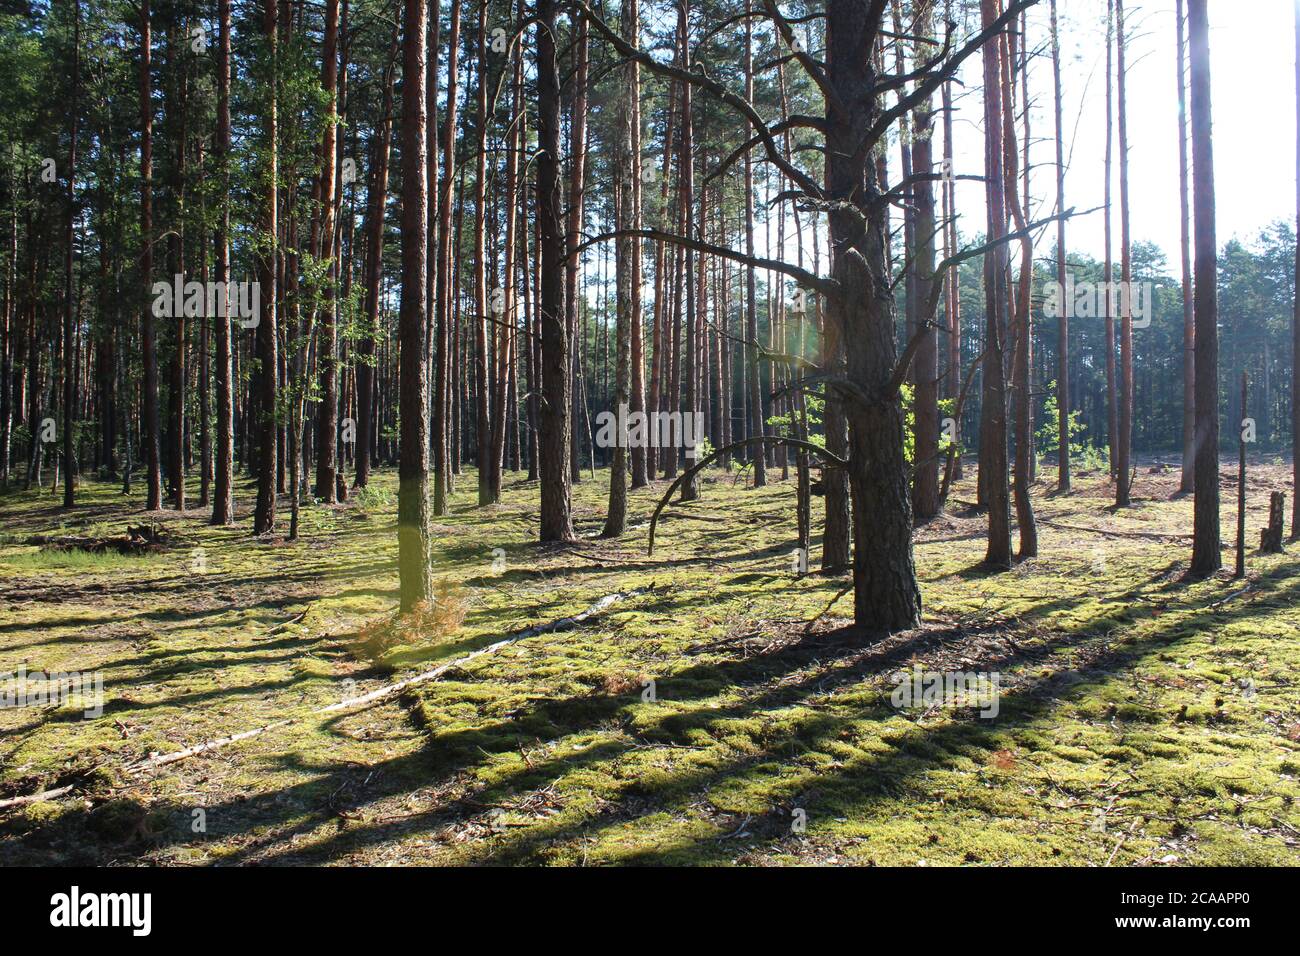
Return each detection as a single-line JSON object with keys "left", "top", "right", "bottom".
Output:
{"left": 1, "top": 458, "right": 1298, "bottom": 866}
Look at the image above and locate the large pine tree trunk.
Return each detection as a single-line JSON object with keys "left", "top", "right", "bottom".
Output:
{"left": 536, "top": 0, "right": 574, "bottom": 542}
{"left": 398, "top": 0, "right": 434, "bottom": 609}
{"left": 826, "top": 0, "right": 920, "bottom": 631}
{"left": 1188, "top": 0, "right": 1221, "bottom": 577}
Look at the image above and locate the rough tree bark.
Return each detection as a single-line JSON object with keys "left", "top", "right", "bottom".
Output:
{"left": 536, "top": 0, "right": 574, "bottom": 542}
{"left": 398, "top": 0, "right": 434, "bottom": 608}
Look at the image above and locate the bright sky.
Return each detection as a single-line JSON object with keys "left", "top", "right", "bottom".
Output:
{"left": 944, "top": 0, "right": 1298, "bottom": 269}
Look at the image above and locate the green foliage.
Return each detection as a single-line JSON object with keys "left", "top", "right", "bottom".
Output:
{"left": 1036, "top": 381, "right": 1109, "bottom": 472}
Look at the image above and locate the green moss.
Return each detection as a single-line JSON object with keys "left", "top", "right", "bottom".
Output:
{"left": 1, "top": 465, "right": 1298, "bottom": 866}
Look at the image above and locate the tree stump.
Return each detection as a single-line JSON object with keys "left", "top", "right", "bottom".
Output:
{"left": 1260, "top": 492, "right": 1285, "bottom": 554}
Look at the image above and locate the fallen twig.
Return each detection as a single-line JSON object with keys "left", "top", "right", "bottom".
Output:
{"left": 0, "top": 784, "right": 75, "bottom": 811}
{"left": 126, "top": 589, "right": 646, "bottom": 775}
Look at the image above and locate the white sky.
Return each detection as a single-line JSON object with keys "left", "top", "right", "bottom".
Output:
{"left": 943, "top": 0, "right": 1297, "bottom": 269}
{"left": 590, "top": 1, "right": 1297, "bottom": 298}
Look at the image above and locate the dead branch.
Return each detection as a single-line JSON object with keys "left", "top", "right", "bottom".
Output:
{"left": 647, "top": 437, "right": 848, "bottom": 556}
{"left": 125, "top": 590, "right": 645, "bottom": 775}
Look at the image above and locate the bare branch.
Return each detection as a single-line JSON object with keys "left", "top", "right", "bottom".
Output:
{"left": 647, "top": 438, "right": 848, "bottom": 555}
{"left": 577, "top": 227, "right": 840, "bottom": 299}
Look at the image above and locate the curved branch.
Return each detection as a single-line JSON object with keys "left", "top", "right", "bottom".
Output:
{"left": 577, "top": 227, "right": 840, "bottom": 300}
{"left": 648, "top": 437, "right": 848, "bottom": 555}
{"left": 705, "top": 115, "right": 828, "bottom": 187}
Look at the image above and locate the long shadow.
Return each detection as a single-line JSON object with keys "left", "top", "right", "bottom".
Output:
{"left": 235, "top": 565, "right": 1298, "bottom": 865}
{"left": 7, "top": 500, "right": 1294, "bottom": 865}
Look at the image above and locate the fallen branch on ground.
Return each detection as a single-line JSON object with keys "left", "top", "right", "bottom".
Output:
{"left": 0, "top": 590, "right": 655, "bottom": 815}
{"left": 0, "top": 784, "right": 75, "bottom": 811}
{"left": 123, "top": 589, "right": 645, "bottom": 775}
{"left": 1037, "top": 519, "right": 1192, "bottom": 542}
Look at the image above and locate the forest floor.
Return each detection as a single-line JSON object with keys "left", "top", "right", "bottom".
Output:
{"left": 1, "top": 456, "right": 1298, "bottom": 866}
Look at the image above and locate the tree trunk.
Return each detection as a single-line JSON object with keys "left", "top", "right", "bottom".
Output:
{"left": 627, "top": 0, "right": 647, "bottom": 491}
{"left": 1115, "top": 0, "right": 1134, "bottom": 508}
{"left": 1002, "top": 15, "right": 1037, "bottom": 558}
{"left": 979, "top": 0, "right": 1012, "bottom": 570}
{"left": 431, "top": 0, "right": 460, "bottom": 516}
{"left": 1177, "top": 0, "right": 1195, "bottom": 496}
{"left": 604, "top": 2, "right": 638, "bottom": 536}
{"left": 252, "top": 0, "right": 279, "bottom": 535}
{"left": 536, "top": 0, "right": 574, "bottom": 542}
{"left": 678, "top": 0, "right": 699, "bottom": 502}
{"left": 910, "top": 0, "right": 940, "bottom": 524}
{"left": 354, "top": 33, "right": 397, "bottom": 490}
{"left": 566, "top": 15, "right": 589, "bottom": 486}
{"left": 314, "top": 0, "right": 341, "bottom": 504}
{"left": 140, "top": 0, "right": 162, "bottom": 511}
{"left": 398, "top": 0, "right": 433, "bottom": 609}
{"left": 826, "top": 0, "right": 921, "bottom": 631}
{"left": 743, "top": 2, "right": 766, "bottom": 488}
{"left": 472, "top": 0, "right": 490, "bottom": 504}
{"left": 1294, "top": 0, "right": 1300, "bottom": 539}
{"left": 1188, "top": 0, "right": 1221, "bottom": 577}
{"left": 1104, "top": 0, "right": 1117, "bottom": 480}
{"left": 62, "top": 0, "right": 80, "bottom": 510}
{"left": 1236, "top": 372, "right": 1247, "bottom": 578}
{"left": 1050, "top": 0, "right": 1070, "bottom": 493}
